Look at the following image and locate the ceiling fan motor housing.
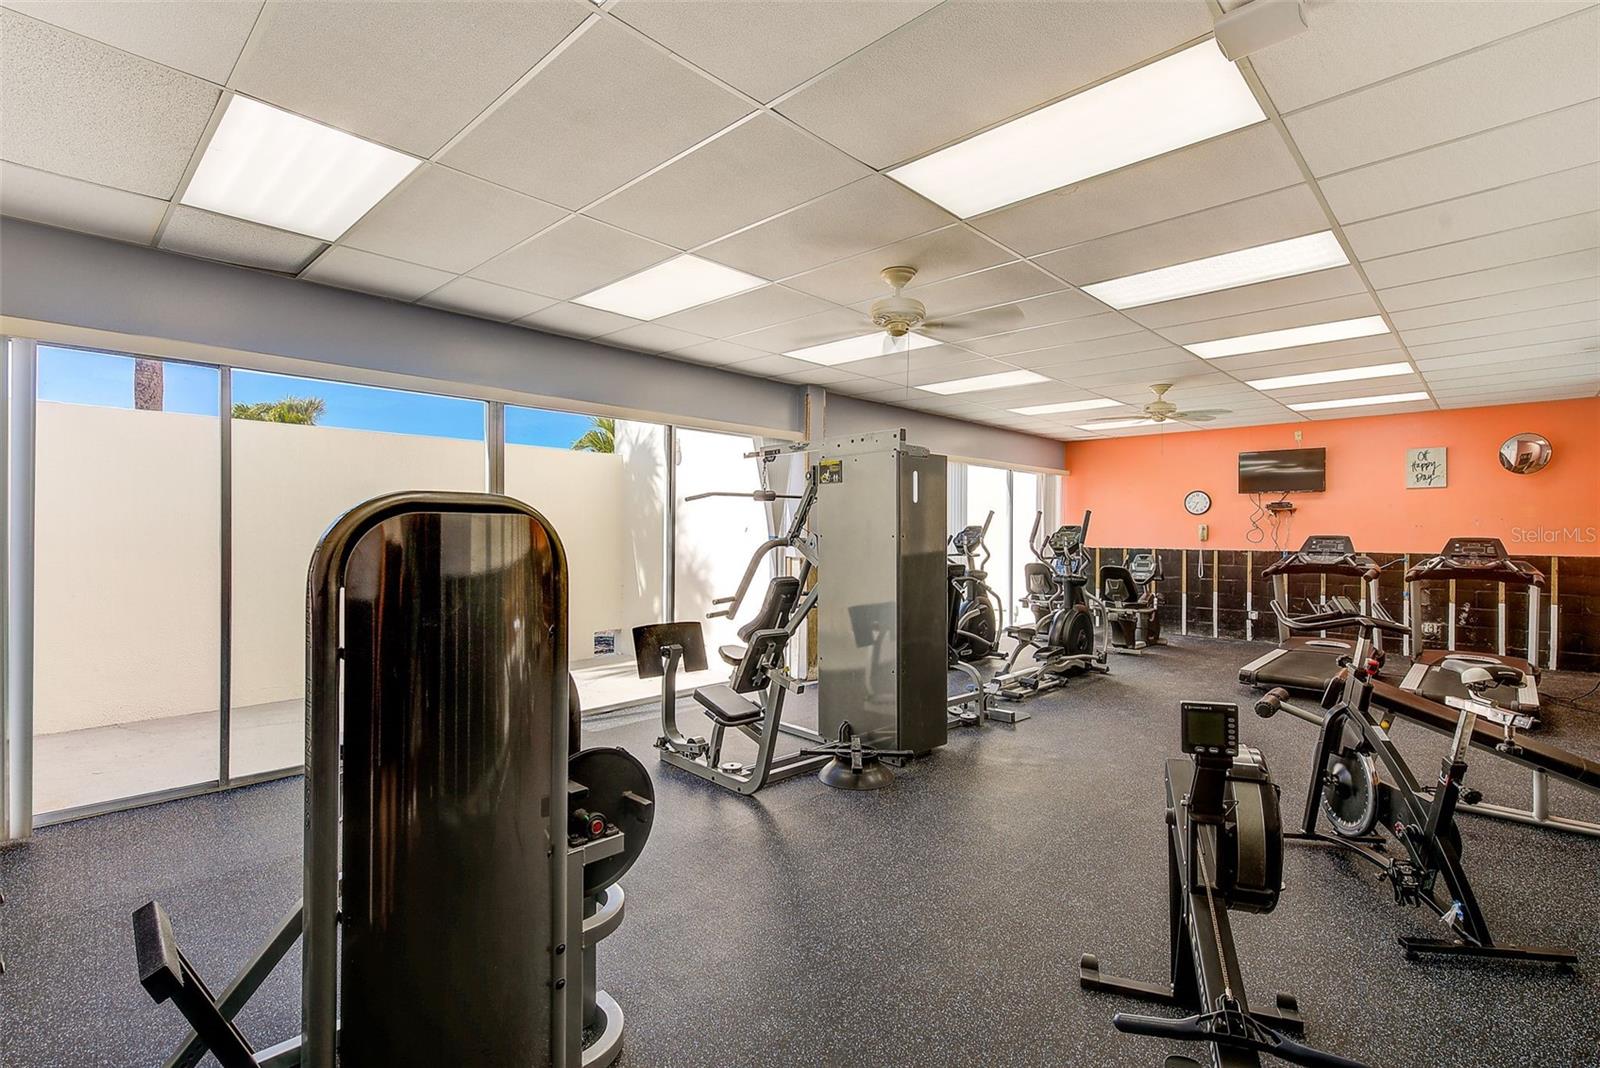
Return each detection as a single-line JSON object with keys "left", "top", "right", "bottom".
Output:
{"left": 870, "top": 294, "right": 927, "bottom": 337}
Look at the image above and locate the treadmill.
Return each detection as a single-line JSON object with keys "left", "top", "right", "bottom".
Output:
{"left": 1238, "top": 534, "right": 1384, "bottom": 695}
{"left": 1397, "top": 536, "right": 1543, "bottom": 716}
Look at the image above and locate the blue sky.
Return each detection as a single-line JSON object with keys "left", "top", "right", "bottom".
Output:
{"left": 38, "top": 346, "right": 601, "bottom": 448}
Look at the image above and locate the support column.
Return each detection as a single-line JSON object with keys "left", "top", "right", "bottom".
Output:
{"left": 4, "top": 339, "right": 37, "bottom": 843}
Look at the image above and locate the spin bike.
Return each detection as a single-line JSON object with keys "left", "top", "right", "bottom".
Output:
{"left": 1081, "top": 701, "right": 1368, "bottom": 1068}
{"left": 987, "top": 510, "right": 1109, "bottom": 707}
{"left": 1255, "top": 588, "right": 1577, "bottom": 966}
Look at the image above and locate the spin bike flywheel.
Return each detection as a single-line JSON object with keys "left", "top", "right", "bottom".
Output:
{"left": 1321, "top": 749, "right": 1380, "bottom": 838}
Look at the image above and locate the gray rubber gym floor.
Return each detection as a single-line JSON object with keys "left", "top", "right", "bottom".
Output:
{"left": 4, "top": 636, "right": 1599, "bottom": 1068}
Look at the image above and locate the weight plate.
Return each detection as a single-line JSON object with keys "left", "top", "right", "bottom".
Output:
{"left": 569, "top": 746, "right": 656, "bottom": 898}
{"left": 1322, "top": 750, "right": 1380, "bottom": 838}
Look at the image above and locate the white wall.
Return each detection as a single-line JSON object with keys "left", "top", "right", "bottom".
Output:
{"left": 35, "top": 402, "right": 221, "bottom": 732}
{"left": 34, "top": 402, "right": 637, "bottom": 734}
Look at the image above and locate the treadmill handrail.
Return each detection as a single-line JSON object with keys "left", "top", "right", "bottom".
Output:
{"left": 1271, "top": 600, "right": 1408, "bottom": 639}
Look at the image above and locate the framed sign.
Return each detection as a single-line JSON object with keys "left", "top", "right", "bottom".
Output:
{"left": 1406, "top": 447, "right": 1447, "bottom": 488}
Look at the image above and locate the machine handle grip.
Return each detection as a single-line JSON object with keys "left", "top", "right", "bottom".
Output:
{"left": 1111, "top": 1012, "right": 1198, "bottom": 1041}
{"left": 1255, "top": 688, "right": 1288, "bottom": 719}
{"left": 1270, "top": 1034, "right": 1372, "bottom": 1068}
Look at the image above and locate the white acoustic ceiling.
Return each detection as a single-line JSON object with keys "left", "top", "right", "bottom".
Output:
{"left": 0, "top": 0, "right": 1595, "bottom": 441}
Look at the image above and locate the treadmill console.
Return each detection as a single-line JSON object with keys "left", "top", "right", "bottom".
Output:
{"left": 1180, "top": 702, "right": 1239, "bottom": 758}
{"left": 1440, "top": 537, "right": 1509, "bottom": 563}
{"left": 1299, "top": 534, "right": 1356, "bottom": 562}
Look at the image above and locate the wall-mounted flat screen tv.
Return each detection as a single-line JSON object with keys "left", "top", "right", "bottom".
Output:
{"left": 1238, "top": 448, "right": 1325, "bottom": 493}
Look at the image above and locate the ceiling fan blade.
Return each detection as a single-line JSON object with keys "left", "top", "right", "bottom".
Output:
{"left": 1172, "top": 408, "right": 1230, "bottom": 421}
{"left": 922, "top": 302, "right": 1026, "bottom": 338}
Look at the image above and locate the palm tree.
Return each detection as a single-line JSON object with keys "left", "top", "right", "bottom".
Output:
{"left": 133, "top": 359, "right": 164, "bottom": 411}
{"left": 232, "top": 396, "right": 327, "bottom": 424}
{"left": 571, "top": 416, "right": 615, "bottom": 454}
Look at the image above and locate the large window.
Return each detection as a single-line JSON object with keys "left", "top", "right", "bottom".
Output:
{"left": 229, "top": 371, "right": 487, "bottom": 777}
{"left": 33, "top": 347, "right": 221, "bottom": 813}
{"left": 948, "top": 461, "right": 1061, "bottom": 631}
{"left": 505, "top": 408, "right": 669, "bottom": 710}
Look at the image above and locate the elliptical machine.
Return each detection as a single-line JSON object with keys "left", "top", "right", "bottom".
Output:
{"left": 1081, "top": 701, "right": 1367, "bottom": 1068}
{"left": 1255, "top": 584, "right": 1577, "bottom": 966}
{"left": 988, "top": 510, "right": 1109, "bottom": 706}
{"left": 947, "top": 510, "right": 1003, "bottom": 663}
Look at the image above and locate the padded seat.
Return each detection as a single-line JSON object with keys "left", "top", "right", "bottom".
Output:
{"left": 693, "top": 683, "right": 764, "bottom": 727}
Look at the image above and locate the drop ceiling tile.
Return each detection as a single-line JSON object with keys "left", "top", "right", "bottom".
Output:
{"left": 1250, "top": 0, "right": 1588, "bottom": 114}
{"left": 1034, "top": 184, "right": 1327, "bottom": 286}
{"left": 442, "top": 18, "right": 752, "bottom": 208}
{"left": 1436, "top": 385, "right": 1598, "bottom": 407}
{"left": 671, "top": 339, "right": 770, "bottom": 366}
{"left": 611, "top": 0, "right": 937, "bottom": 103}
{"left": 778, "top": 366, "right": 865, "bottom": 386}
{"left": 970, "top": 123, "right": 1302, "bottom": 257}
{"left": 1128, "top": 267, "right": 1368, "bottom": 330}
{"left": 516, "top": 302, "right": 642, "bottom": 339}
{"left": 699, "top": 175, "right": 954, "bottom": 279}
{"left": 858, "top": 261, "right": 1062, "bottom": 319}
{"left": 1416, "top": 338, "right": 1599, "bottom": 371}
{"left": 877, "top": 358, "right": 1008, "bottom": 389}
{"left": 1421, "top": 355, "right": 1598, "bottom": 388}
{"left": 1209, "top": 335, "right": 1407, "bottom": 376}
{"left": 586, "top": 113, "right": 869, "bottom": 248}
{"left": 1286, "top": 8, "right": 1600, "bottom": 177}
{"left": 1386, "top": 277, "right": 1600, "bottom": 329}
{"left": 1362, "top": 215, "right": 1600, "bottom": 290}
{"left": 728, "top": 353, "right": 812, "bottom": 377}
{"left": 1296, "top": 398, "right": 1436, "bottom": 420}
{"left": 1398, "top": 302, "right": 1600, "bottom": 347}
{"left": 834, "top": 344, "right": 978, "bottom": 378}
{"left": 2, "top": 0, "right": 262, "bottom": 83}
{"left": 300, "top": 246, "right": 455, "bottom": 302}
{"left": 1008, "top": 335, "right": 1185, "bottom": 370}
{"left": 963, "top": 312, "right": 1144, "bottom": 356}
{"left": 655, "top": 284, "right": 833, "bottom": 337}
{"left": 1268, "top": 374, "right": 1428, "bottom": 407}
{"left": 774, "top": 0, "right": 1212, "bottom": 168}
{"left": 1318, "top": 100, "right": 1600, "bottom": 224}
{"left": 1073, "top": 363, "right": 1227, "bottom": 391}
{"left": 159, "top": 206, "right": 322, "bottom": 272}
{"left": 1158, "top": 293, "right": 1383, "bottom": 347}
{"left": 418, "top": 277, "right": 557, "bottom": 323}
{"left": 1407, "top": 319, "right": 1599, "bottom": 361}
{"left": 597, "top": 322, "right": 708, "bottom": 356}
{"left": 1377, "top": 249, "right": 1600, "bottom": 312}
{"left": 0, "top": 160, "right": 166, "bottom": 243}
{"left": 1342, "top": 165, "right": 1600, "bottom": 261}
{"left": 728, "top": 306, "right": 877, "bottom": 353}
{"left": 920, "top": 288, "right": 1107, "bottom": 343}
{"left": 231, "top": 1, "right": 588, "bottom": 156}
{"left": 471, "top": 215, "right": 676, "bottom": 300}
{"left": 784, "top": 226, "right": 1013, "bottom": 305}
{"left": 0, "top": 9, "right": 219, "bottom": 197}
{"left": 341, "top": 164, "right": 567, "bottom": 274}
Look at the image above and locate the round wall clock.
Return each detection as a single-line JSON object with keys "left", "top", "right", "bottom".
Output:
{"left": 1184, "top": 490, "right": 1212, "bottom": 515}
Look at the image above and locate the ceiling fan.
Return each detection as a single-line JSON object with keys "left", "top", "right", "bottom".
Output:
{"left": 865, "top": 265, "right": 1023, "bottom": 353}
{"left": 1080, "top": 383, "right": 1231, "bottom": 428}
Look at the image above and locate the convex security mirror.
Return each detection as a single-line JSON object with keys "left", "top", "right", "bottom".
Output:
{"left": 1499, "top": 433, "right": 1552, "bottom": 474}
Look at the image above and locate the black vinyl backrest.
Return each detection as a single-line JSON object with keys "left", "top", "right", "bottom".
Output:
{"left": 737, "top": 575, "right": 802, "bottom": 642}
{"left": 1024, "top": 561, "right": 1055, "bottom": 597}
{"left": 1100, "top": 564, "right": 1137, "bottom": 605}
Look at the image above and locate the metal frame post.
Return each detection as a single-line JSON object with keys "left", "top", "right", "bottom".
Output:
{"left": 4, "top": 338, "right": 37, "bottom": 843}
{"left": 485, "top": 400, "right": 506, "bottom": 495}
{"left": 218, "top": 369, "right": 232, "bottom": 786}
{"left": 663, "top": 424, "right": 676, "bottom": 621}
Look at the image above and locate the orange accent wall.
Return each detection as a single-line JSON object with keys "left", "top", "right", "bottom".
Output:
{"left": 1062, "top": 398, "right": 1600, "bottom": 556}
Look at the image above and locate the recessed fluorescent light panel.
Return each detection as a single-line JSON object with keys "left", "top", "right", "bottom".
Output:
{"left": 785, "top": 332, "right": 940, "bottom": 366}
{"left": 1077, "top": 417, "right": 1159, "bottom": 431}
{"left": 574, "top": 255, "right": 766, "bottom": 320}
{"left": 1289, "top": 391, "right": 1430, "bottom": 412}
{"left": 1010, "top": 398, "right": 1123, "bottom": 415}
{"left": 1186, "top": 315, "right": 1389, "bottom": 359}
{"left": 1083, "top": 231, "right": 1348, "bottom": 310}
{"left": 886, "top": 40, "right": 1264, "bottom": 218}
{"left": 1247, "top": 361, "right": 1412, "bottom": 391}
{"left": 919, "top": 369, "right": 1048, "bottom": 395}
{"left": 181, "top": 95, "right": 420, "bottom": 241}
